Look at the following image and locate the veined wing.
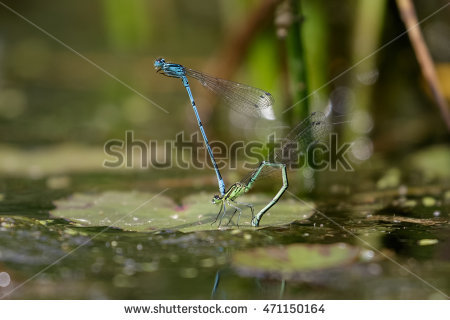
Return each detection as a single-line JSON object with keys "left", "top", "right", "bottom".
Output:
{"left": 239, "top": 112, "right": 330, "bottom": 186}
{"left": 186, "top": 68, "right": 276, "bottom": 120}
{"left": 274, "top": 112, "right": 329, "bottom": 166}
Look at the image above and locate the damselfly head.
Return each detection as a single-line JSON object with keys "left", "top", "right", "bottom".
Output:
{"left": 211, "top": 194, "right": 222, "bottom": 204}
{"left": 154, "top": 58, "right": 165, "bottom": 69}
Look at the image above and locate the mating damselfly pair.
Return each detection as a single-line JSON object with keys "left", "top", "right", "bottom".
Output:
{"left": 154, "top": 58, "right": 330, "bottom": 227}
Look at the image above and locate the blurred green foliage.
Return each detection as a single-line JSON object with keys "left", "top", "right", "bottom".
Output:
{"left": 0, "top": 0, "right": 448, "bottom": 167}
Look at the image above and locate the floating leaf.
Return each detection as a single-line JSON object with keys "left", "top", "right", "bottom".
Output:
{"left": 232, "top": 243, "right": 371, "bottom": 280}
{"left": 51, "top": 191, "right": 316, "bottom": 232}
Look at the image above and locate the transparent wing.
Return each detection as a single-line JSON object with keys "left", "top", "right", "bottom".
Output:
{"left": 274, "top": 112, "right": 329, "bottom": 165}
{"left": 186, "top": 68, "right": 276, "bottom": 120}
{"left": 239, "top": 112, "right": 330, "bottom": 185}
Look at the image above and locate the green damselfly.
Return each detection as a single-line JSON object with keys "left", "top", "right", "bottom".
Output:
{"left": 212, "top": 111, "right": 330, "bottom": 227}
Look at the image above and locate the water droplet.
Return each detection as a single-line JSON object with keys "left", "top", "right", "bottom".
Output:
{"left": 350, "top": 110, "right": 374, "bottom": 134}
{"left": 350, "top": 137, "right": 373, "bottom": 161}
{"left": 123, "top": 259, "right": 136, "bottom": 276}
{"left": 0, "top": 272, "right": 11, "bottom": 287}
{"left": 361, "top": 249, "right": 375, "bottom": 261}
{"left": 356, "top": 69, "right": 379, "bottom": 85}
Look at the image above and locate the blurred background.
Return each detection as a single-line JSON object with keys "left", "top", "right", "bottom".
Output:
{"left": 0, "top": 0, "right": 449, "bottom": 299}
{"left": 0, "top": 0, "right": 449, "bottom": 194}
{"left": 0, "top": 0, "right": 448, "bottom": 158}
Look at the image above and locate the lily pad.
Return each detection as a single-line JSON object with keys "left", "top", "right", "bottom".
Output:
{"left": 232, "top": 243, "right": 373, "bottom": 279}
{"left": 51, "top": 191, "right": 315, "bottom": 232}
